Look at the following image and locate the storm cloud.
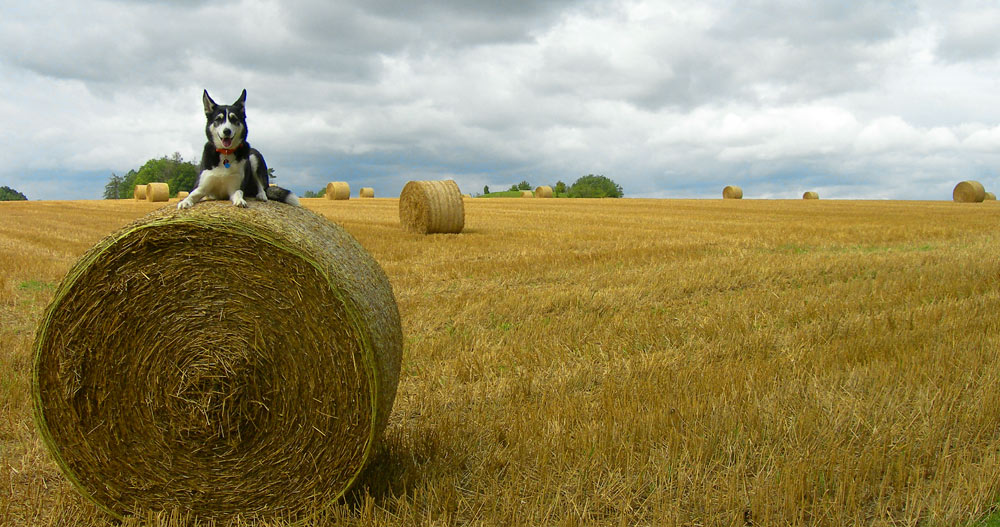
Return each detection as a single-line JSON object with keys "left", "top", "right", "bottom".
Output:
{"left": 2, "top": 0, "right": 999, "bottom": 200}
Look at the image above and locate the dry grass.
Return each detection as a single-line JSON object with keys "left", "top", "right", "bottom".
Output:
{"left": 2, "top": 197, "right": 1000, "bottom": 526}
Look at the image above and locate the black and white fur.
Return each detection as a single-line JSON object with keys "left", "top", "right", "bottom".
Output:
{"left": 178, "top": 89, "right": 299, "bottom": 209}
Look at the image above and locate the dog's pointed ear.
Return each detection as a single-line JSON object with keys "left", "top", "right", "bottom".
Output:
{"left": 203, "top": 90, "right": 218, "bottom": 116}
{"left": 234, "top": 89, "right": 247, "bottom": 108}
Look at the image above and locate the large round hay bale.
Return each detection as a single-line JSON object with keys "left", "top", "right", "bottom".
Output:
{"left": 176, "top": 191, "right": 189, "bottom": 200}
{"left": 520, "top": 190, "right": 533, "bottom": 198}
{"left": 534, "top": 186, "right": 553, "bottom": 198}
{"left": 802, "top": 191, "right": 819, "bottom": 200}
{"left": 145, "top": 182, "right": 169, "bottom": 202}
{"left": 953, "top": 180, "right": 986, "bottom": 202}
{"left": 134, "top": 185, "right": 147, "bottom": 200}
{"left": 398, "top": 180, "right": 464, "bottom": 234}
{"left": 723, "top": 185, "right": 743, "bottom": 199}
{"left": 325, "top": 181, "right": 350, "bottom": 200}
{"left": 32, "top": 201, "right": 402, "bottom": 522}
{"left": 986, "top": 192, "right": 997, "bottom": 201}
{"left": 359, "top": 187, "right": 375, "bottom": 198}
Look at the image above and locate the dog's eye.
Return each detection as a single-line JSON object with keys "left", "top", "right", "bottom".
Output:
{"left": 214, "top": 115, "right": 225, "bottom": 123}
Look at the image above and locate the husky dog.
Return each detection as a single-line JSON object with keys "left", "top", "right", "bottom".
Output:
{"left": 178, "top": 89, "right": 299, "bottom": 209}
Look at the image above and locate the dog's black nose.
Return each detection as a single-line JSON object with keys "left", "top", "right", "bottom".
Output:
{"left": 223, "top": 129, "right": 232, "bottom": 137}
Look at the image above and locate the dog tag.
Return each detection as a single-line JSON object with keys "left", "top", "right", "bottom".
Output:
{"left": 224, "top": 160, "right": 231, "bottom": 168}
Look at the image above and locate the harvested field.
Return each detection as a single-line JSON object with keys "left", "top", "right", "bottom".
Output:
{"left": 2, "top": 197, "right": 1000, "bottom": 526}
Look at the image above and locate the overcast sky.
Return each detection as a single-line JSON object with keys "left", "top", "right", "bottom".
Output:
{"left": 3, "top": 0, "right": 1000, "bottom": 200}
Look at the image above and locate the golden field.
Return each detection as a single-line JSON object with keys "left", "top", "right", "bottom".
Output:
{"left": 1, "top": 197, "right": 999, "bottom": 526}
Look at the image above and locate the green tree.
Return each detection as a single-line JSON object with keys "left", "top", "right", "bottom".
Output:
{"left": 121, "top": 169, "right": 138, "bottom": 198}
{"left": 0, "top": 186, "right": 27, "bottom": 201}
{"left": 483, "top": 185, "right": 490, "bottom": 195}
{"left": 554, "top": 181, "right": 566, "bottom": 194}
{"left": 508, "top": 184, "right": 518, "bottom": 192}
{"left": 303, "top": 190, "right": 319, "bottom": 198}
{"left": 517, "top": 180, "right": 531, "bottom": 191}
{"left": 103, "top": 173, "right": 124, "bottom": 199}
{"left": 567, "top": 174, "right": 623, "bottom": 198}
{"left": 124, "top": 153, "right": 199, "bottom": 197}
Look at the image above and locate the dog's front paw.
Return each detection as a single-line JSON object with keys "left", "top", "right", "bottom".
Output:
{"left": 233, "top": 197, "right": 248, "bottom": 207}
{"left": 177, "top": 198, "right": 194, "bottom": 210}
{"left": 257, "top": 192, "right": 268, "bottom": 202}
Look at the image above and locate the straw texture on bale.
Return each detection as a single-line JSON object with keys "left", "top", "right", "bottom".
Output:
{"left": 176, "top": 191, "right": 189, "bottom": 200}
{"left": 398, "top": 179, "right": 464, "bottom": 234}
{"left": 534, "top": 186, "right": 553, "bottom": 198}
{"left": 521, "top": 190, "right": 533, "bottom": 198}
{"left": 953, "top": 180, "right": 986, "bottom": 203}
{"left": 32, "top": 201, "right": 402, "bottom": 523}
{"left": 723, "top": 186, "right": 743, "bottom": 199}
{"left": 986, "top": 192, "right": 997, "bottom": 201}
{"left": 134, "top": 185, "right": 147, "bottom": 200}
{"left": 325, "top": 181, "right": 351, "bottom": 200}
{"left": 803, "top": 191, "right": 819, "bottom": 200}
{"left": 145, "top": 182, "right": 169, "bottom": 202}
{"left": 359, "top": 187, "right": 375, "bottom": 198}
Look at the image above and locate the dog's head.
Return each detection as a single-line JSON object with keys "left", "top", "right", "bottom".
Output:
{"left": 203, "top": 89, "right": 248, "bottom": 150}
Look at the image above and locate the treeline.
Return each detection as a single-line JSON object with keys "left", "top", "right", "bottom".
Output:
{"left": 0, "top": 186, "right": 27, "bottom": 201}
{"left": 103, "top": 153, "right": 198, "bottom": 199}
{"left": 486, "top": 174, "right": 623, "bottom": 198}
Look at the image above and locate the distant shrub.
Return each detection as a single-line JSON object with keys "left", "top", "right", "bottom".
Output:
{"left": 0, "top": 186, "right": 27, "bottom": 201}
{"left": 568, "top": 175, "right": 623, "bottom": 198}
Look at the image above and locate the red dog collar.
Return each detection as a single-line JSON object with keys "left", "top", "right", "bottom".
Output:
{"left": 216, "top": 148, "right": 237, "bottom": 155}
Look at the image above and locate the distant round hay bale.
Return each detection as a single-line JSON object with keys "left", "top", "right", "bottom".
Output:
{"left": 802, "top": 191, "right": 819, "bottom": 200}
{"left": 145, "top": 183, "right": 169, "bottom": 202}
{"left": 176, "top": 191, "right": 189, "bottom": 200}
{"left": 134, "top": 185, "right": 147, "bottom": 200}
{"left": 985, "top": 191, "right": 996, "bottom": 200}
{"left": 953, "top": 180, "right": 986, "bottom": 203}
{"left": 534, "top": 186, "right": 553, "bottom": 198}
{"left": 520, "top": 190, "right": 533, "bottom": 198}
{"left": 32, "top": 201, "right": 402, "bottom": 523}
{"left": 325, "top": 182, "right": 350, "bottom": 200}
{"left": 723, "top": 185, "right": 743, "bottom": 199}
{"left": 359, "top": 187, "right": 375, "bottom": 198}
{"left": 398, "top": 180, "right": 464, "bottom": 234}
